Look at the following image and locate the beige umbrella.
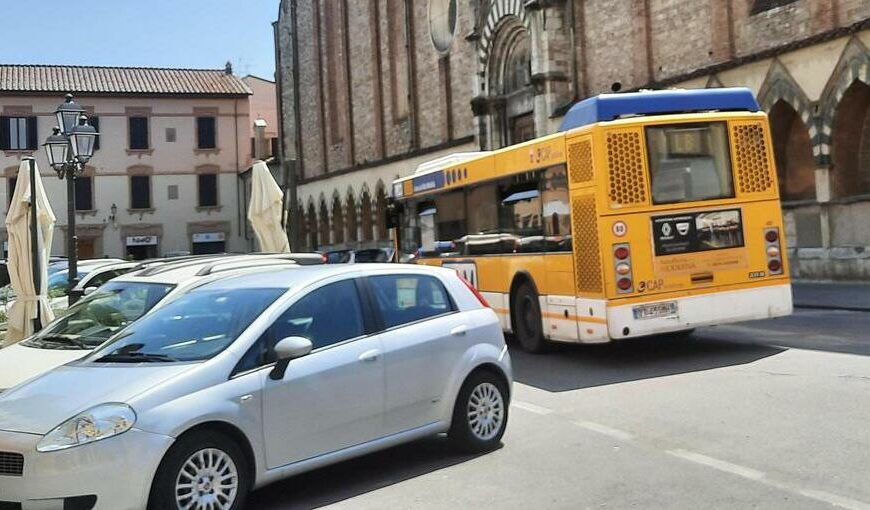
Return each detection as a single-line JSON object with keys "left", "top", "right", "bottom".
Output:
{"left": 4, "top": 159, "right": 56, "bottom": 344}
{"left": 247, "top": 160, "right": 291, "bottom": 253}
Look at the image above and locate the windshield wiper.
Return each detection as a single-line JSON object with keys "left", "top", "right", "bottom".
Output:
{"left": 38, "top": 334, "right": 90, "bottom": 350}
{"left": 94, "top": 352, "right": 179, "bottom": 363}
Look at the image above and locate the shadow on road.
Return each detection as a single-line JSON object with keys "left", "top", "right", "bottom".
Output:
{"left": 510, "top": 334, "right": 785, "bottom": 392}
{"left": 246, "top": 436, "right": 489, "bottom": 509}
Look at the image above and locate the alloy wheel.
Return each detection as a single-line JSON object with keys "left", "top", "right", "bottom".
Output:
{"left": 175, "top": 447, "right": 239, "bottom": 510}
{"left": 467, "top": 382, "right": 505, "bottom": 441}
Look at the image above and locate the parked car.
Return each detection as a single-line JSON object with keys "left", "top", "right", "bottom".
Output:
{"left": 0, "top": 254, "right": 303, "bottom": 388}
{"left": 0, "top": 264, "right": 511, "bottom": 509}
{"left": 0, "top": 259, "right": 130, "bottom": 315}
{"left": 325, "top": 247, "right": 395, "bottom": 264}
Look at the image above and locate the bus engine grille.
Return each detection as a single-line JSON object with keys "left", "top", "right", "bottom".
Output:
{"left": 571, "top": 194, "right": 603, "bottom": 295}
{"left": 606, "top": 130, "right": 647, "bottom": 207}
{"left": 732, "top": 121, "right": 773, "bottom": 194}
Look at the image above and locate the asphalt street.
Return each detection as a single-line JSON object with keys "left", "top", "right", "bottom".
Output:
{"left": 248, "top": 307, "right": 870, "bottom": 509}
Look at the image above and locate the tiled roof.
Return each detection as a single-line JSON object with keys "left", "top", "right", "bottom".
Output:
{"left": 0, "top": 64, "right": 252, "bottom": 96}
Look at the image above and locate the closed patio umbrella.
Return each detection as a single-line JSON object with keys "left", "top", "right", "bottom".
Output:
{"left": 247, "top": 160, "right": 291, "bottom": 253}
{"left": 4, "top": 159, "right": 56, "bottom": 344}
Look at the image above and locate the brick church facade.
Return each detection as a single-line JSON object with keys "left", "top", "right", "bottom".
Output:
{"left": 275, "top": 0, "right": 870, "bottom": 279}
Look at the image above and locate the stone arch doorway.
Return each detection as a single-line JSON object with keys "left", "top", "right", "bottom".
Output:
{"left": 830, "top": 80, "right": 870, "bottom": 198}
{"left": 487, "top": 18, "right": 533, "bottom": 149}
{"left": 768, "top": 100, "right": 816, "bottom": 201}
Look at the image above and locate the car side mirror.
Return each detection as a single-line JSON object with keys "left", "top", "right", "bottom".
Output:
{"left": 269, "top": 336, "right": 313, "bottom": 381}
{"left": 83, "top": 286, "right": 98, "bottom": 296}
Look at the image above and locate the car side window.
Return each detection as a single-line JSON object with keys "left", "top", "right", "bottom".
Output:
{"left": 233, "top": 279, "right": 366, "bottom": 374}
{"left": 369, "top": 274, "right": 454, "bottom": 329}
{"left": 88, "top": 269, "right": 124, "bottom": 287}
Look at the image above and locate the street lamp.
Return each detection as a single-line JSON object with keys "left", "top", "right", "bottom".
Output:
{"left": 42, "top": 95, "right": 99, "bottom": 305}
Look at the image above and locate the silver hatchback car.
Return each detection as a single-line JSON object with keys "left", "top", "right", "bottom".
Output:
{"left": 0, "top": 264, "right": 511, "bottom": 510}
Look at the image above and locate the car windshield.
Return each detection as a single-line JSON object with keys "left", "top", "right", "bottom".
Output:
{"left": 21, "top": 281, "right": 175, "bottom": 350}
{"left": 46, "top": 269, "right": 94, "bottom": 297}
{"left": 87, "top": 287, "right": 284, "bottom": 363}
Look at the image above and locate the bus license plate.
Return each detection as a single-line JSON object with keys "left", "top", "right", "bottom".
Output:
{"left": 633, "top": 301, "right": 678, "bottom": 320}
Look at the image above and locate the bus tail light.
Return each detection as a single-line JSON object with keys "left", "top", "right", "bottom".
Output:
{"left": 612, "top": 243, "right": 633, "bottom": 293}
{"left": 764, "top": 228, "right": 783, "bottom": 275}
{"left": 457, "top": 273, "right": 490, "bottom": 308}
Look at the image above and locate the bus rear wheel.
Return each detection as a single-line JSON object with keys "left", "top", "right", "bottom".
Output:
{"left": 513, "top": 282, "right": 547, "bottom": 353}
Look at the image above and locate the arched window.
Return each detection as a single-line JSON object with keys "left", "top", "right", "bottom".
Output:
{"left": 375, "top": 185, "right": 388, "bottom": 240}
{"left": 307, "top": 203, "right": 318, "bottom": 249}
{"left": 360, "top": 190, "right": 374, "bottom": 242}
{"left": 346, "top": 194, "right": 358, "bottom": 243}
{"left": 768, "top": 100, "right": 816, "bottom": 201}
{"left": 319, "top": 200, "right": 331, "bottom": 246}
{"left": 831, "top": 80, "right": 870, "bottom": 197}
{"left": 297, "top": 206, "right": 308, "bottom": 250}
{"left": 332, "top": 195, "right": 345, "bottom": 246}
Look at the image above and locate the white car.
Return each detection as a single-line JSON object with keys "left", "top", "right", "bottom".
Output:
{"left": 0, "top": 254, "right": 304, "bottom": 391}
{"left": 0, "top": 264, "right": 511, "bottom": 509}
{"left": 0, "top": 259, "right": 130, "bottom": 314}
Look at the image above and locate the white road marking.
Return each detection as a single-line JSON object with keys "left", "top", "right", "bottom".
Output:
{"left": 797, "top": 489, "right": 870, "bottom": 510}
{"left": 510, "top": 400, "right": 553, "bottom": 415}
{"left": 668, "top": 449, "right": 870, "bottom": 510}
{"left": 667, "top": 449, "right": 765, "bottom": 480}
{"left": 573, "top": 420, "right": 635, "bottom": 442}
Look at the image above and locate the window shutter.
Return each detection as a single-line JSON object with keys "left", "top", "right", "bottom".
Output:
{"left": 131, "top": 175, "right": 152, "bottom": 209}
{"left": 75, "top": 176, "right": 94, "bottom": 211}
{"left": 129, "top": 117, "right": 149, "bottom": 150}
{"left": 26, "top": 117, "right": 37, "bottom": 150}
{"left": 197, "top": 117, "right": 216, "bottom": 149}
{"left": 198, "top": 174, "right": 218, "bottom": 207}
{"left": 0, "top": 117, "right": 9, "bottom": 150}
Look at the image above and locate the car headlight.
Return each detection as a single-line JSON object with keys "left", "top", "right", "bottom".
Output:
{"left": 37, "top": 403, "right": 136, "bottom": 452}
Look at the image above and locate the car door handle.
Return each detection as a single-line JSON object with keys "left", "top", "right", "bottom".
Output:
{"left": 359, "top": 349, "right": 381, "bottom": 363}
{"left": 451, "top": 325, "right": 468, "bottom": 337}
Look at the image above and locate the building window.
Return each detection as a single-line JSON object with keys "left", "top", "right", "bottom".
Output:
{"left": 89, "top": 117, "right": 100, "bottom": 151}
{"left": 7, "top": 177, "right": 16, "bottom": 209}
{"left": 167, "top": 184, "right": 179, "bottom": 200}
{"left": 75, "top": 176, "right": 94, "bottom": 211}
{"left": 270, "top": 138, "right": 279, "bottom": 158}
{"left": 129, "top": 116, "right": 149, "bottom": 150}
{"left": 130, "top": 175, "right": 152, "bottom": 209}
{"left": 750, "top": 0, "right": 798, "bottom": 15}
{"left": 197, "top": 116, "right": 216, "bottom": 149}
{"left": 198, "top": 174, "right": 218, "bottom": 207}
{"left": 0, "top": 116, "right": 38, "bottom": 151}
{"left": 429, "top": 0, "right": 457, "bottom": 53}
{"left": 166, "top": 128, "right": 177, "bottom": 143}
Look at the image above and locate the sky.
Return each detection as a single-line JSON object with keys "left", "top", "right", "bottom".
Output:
{"left": 0, "top": 0, "right": 278, "bottom": 79}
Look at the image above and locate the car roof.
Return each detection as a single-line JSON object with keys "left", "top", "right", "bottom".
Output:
{"left": 197, "top": 263, "right": 453, "bottom": 292}
{"left": 111, "top": 254, "right": 304, "bottom": 285}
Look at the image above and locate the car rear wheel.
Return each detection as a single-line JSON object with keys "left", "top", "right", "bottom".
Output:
{"left": 513, "top": 282, "right": 547, "bottom": 353}
{"left": 148, "top": 430, "right": 249, "bottom": 510}
{"left": 448, "top": 370, "right": 509, "bottom": 453}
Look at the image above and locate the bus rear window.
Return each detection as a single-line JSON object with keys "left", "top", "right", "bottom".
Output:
{"left": 645, "top": 122, "right": 735, "bottom": 205}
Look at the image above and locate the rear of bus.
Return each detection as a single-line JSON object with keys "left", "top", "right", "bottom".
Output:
{"left": 564, "top": 88, "right": 793, "bottom": 340}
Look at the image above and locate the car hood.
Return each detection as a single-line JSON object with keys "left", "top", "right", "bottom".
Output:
{"left": 0, "top": 362, "right": 197, "bottom": 435}
{"left": 0, "top": 343, "right": 89, "bottom": 391}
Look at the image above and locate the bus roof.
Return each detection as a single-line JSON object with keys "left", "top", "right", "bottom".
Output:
{"left": 559, "top": 87, "right": 759, "bottom": 132}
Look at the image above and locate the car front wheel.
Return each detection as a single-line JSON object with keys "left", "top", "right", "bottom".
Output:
{"left": 448, "top": 370, "right": 509, "bottom": 453}
{"left": 149, "top": 430, "right": 249, "bottom": 510}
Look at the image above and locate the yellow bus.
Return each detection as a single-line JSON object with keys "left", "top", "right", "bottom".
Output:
{"left": 388, "top": 88, "right": 792, "bottom": 352}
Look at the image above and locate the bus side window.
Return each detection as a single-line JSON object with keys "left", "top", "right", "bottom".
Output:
{"left": 542, "top": 164, "right": 572, "bottom": 252}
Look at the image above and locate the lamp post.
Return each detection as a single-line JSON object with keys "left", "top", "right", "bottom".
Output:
{"left": 42, "top": 94, "right": 99, "bottom": 305}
